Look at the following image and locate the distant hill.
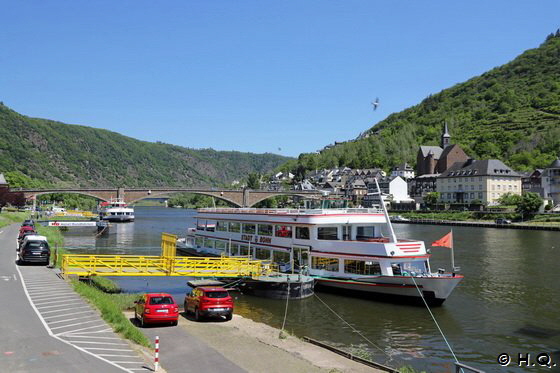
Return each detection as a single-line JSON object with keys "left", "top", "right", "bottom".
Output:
{"left": 0, "top": 105, "right": 291, "bottom": 187}
{"left": 282, "top": 32, "right": 560, "bottom": 176}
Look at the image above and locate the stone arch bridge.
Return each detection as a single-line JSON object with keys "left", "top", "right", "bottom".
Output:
{"left": 13, "top": 187, "right": 323, "bottom": 208}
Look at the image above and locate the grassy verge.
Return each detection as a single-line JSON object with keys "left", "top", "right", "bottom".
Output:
{"left": 34, "top": 225, "right": 68, "bottom": 267}
{"left": 0, "top": 211, "right": 29, "bottom": 228}
{"left": 71, "top": 279, "right": 150, "bottom": 348}
{"left": 90, "top": 276, "right": 122, "bottom": 293}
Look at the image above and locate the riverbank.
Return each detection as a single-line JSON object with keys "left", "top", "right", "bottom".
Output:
{"left": 392, "top": 218, "right": 560, "bottom": 231}
{"left": 124, "top": 310, "right": 387, "bottom": 373}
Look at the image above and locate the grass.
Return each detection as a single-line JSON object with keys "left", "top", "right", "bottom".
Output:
{"left": 90, "top": 276, "right": 122, "bottom": 293}
{"left": 0, "top": 211, "right": 29, "bottom": 228}
{"left": 34, "top": 225, "right": 67, "bottom": 267}
{"left": 399, "top": 366, "right": 427, "bottom": 373}
{"left": 71, "top": 279, "right": 150, "bottom": 348}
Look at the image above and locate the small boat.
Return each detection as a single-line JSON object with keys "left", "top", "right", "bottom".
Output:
{"left": 181, "top": 193, "right": 463, "bottom": 305}
{"left": 98, "top": 198, "right": 135, "bottom": 222}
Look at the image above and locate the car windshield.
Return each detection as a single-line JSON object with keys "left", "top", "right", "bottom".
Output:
{"left": 205, "top": 291, "right": 229, "bottom": 298}
{"left": 149, "top": 296, "right": 174, "bottom": 305}
{"left": 27, "top": 242, "right": 48, "bottom": 250}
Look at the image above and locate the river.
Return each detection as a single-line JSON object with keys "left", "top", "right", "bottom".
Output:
{"left": 62, "top": 206, "right": 560, "bottom": 372}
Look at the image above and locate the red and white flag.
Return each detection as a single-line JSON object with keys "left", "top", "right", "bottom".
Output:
{"left": 431, "top": 232, "right": 453, "bottom": 248}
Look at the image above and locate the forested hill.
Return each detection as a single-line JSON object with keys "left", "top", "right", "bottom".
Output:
{"left": 0, "top": 104, "right": 291, "bottom": 188}
{"left": 282, "top": 32, "right": 560, "bottom": 175}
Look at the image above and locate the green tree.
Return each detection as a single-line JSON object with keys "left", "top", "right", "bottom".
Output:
{"left": 497, "top": 192, "right": 522, "bottom": 206}
{"left": 424, "top": 192, "right": 440, "bottom": 205}
{"left": 516, "top": 192, "right": 543, "bottom": 216}
{"left": 246, "top": 173, "right": 261, "bottom": 189}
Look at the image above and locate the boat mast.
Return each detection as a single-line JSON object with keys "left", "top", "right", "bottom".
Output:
{"left": 374, "top": 179, "right": 397, "bottom": 243}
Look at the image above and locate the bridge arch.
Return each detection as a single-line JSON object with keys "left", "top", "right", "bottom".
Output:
{"left": 247, "top": 192, "right": 321, "bottom": 208}
{"left": 28, "top": 191, "right": 110, "bottom": 202}
{"left": 128, "top": 190, "right": 242, "bottom": 207}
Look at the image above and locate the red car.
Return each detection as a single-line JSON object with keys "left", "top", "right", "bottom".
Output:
{"left": 184, "top": 286, "right": 234, "bottom": 321}
{"left": 134, "top": 293, "right": 179, "bottom": 327}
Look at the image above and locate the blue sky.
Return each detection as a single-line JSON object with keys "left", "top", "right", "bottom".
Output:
{"left": 1, "top": 1, "right": 559, "bottom": 157}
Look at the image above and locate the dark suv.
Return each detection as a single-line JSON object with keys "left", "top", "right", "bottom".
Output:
{"left": 184, "top": 287, "right": 234, "bottom": 321}
{"left": 18, "top": 240, "right": 50, "bottom": 265}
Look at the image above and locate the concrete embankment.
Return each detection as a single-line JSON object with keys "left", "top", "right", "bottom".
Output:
{"left": 126, "top": 310, "right": 385, "bottom": 373}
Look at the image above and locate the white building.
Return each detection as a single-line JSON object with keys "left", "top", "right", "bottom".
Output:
{"left": 437, "top": 159, "right": 521, "bottom": 205}
{"left": 391, "top": 163, "right": 415, "bottom": 180}
{"left": 363, "top": 176, "right": 412, "bottom": 206}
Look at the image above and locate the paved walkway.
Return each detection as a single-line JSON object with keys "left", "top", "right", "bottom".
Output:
{"left": 0, "top": 224, "right": 151, "bottom": 372}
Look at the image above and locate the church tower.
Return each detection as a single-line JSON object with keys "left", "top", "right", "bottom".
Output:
{"left": 441, "top": 122, "right": 451, "bottom": 148}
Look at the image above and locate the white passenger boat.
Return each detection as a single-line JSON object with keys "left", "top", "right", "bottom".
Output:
{"left": 183, "top": 201, "right": 463, "bottom": 305}
{"left": 99, "top": 198, "right": 135, "bottom": 222}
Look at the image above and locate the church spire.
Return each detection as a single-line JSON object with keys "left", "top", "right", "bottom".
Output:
{"left": 441, "top": 121, "right": 451, "bottom": 148}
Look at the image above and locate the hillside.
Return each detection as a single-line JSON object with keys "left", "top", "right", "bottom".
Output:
{"left": 0, "top": 105, "right": 291, "bottom": 188}
{"left": 282, "top": 32, "right": 560, "bottom": 175}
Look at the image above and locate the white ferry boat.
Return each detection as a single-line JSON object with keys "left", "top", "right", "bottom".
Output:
{"left": 99, "top": 198, "right": 135, "bottom": 222}
{"left": 183, "top": 203, "right": 463, "bottom": 306}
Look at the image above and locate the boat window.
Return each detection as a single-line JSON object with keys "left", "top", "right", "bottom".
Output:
{"left": 258, "top": 224, "right": 273, "bottom": 236}
{"left": 312, "top": 257, "right": 339, "bottom": 272}
{"left": 196, "top": 220, "right": 206, "bottom": 230}
{"left": 229, "top": 222, "right": 241, "bottom": 233}
{"left": 206, "top": 220, "right": 216, "bottom": 232}
{"left": 356, "top": 226, "right": 375, "bottom": 241}
{"left": 295, "top": 227, "right": 310, "bottom": 240}
{"left": 231, "top": 243, "right": 240, "bottom": 256}
{"left": 239, "top": 245, "right": 250, "bottom": 256}
{"left": 195, "top": 237, "right": 203, "bottom": 248}
{"left": 205, "top": 239, "right": 215, "bottom": 248}
{"left": 342, "top": 225, "right": 351, "bottom": 241}
{"left": 215, "top": 240, "right": 227, "bottom": 251}
{"left": 216, "top": 221, "right": 228, "bottom": 232}
{"left": 272, "top": 250, "right": 290, "bottom": 264}
{"left": 255, "top": 247, "right": 271, "bottom": 260}
{"left": 275, "top": 225, "right": 293, "bottom": 238}
{"left": 317, "top": 227, "right": 338, "bottom": 240}
{"left": 344, "top": 260, "right": 381, "bottom": 275}
{"left": 242, "top": 223, "right": 256, "bottom": 234}
{"left": 391, "top": 261, "right": 427, "bottom": 276}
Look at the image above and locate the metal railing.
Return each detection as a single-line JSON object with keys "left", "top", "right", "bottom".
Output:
{"left": 61, "top": 254, "right": 273, "bottom": 278}
{"left": 199, "top": 207, "right": 383, "bottom": 215}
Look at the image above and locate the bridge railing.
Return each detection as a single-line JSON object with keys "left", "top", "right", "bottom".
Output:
{"left": 61, "top": 254, "right": 273, "bottom": 278}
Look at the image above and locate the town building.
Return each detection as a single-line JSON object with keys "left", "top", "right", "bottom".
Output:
{"left": 391, "top": 163, "right": 415, "bottom": 179}
{"left": 416, "top": 123, "right": 469, "bottom": 176}
{"left": 542, "top": 158, "right": 560, "bottom": 207}
{"left": 363, "top": 176, "right": 412, "bottom": 207}
{"left": 437, "top": 159, "right": 521, "bottom": 205}
{"left": 520, "top": 169, "right": 544, "bottom": 196}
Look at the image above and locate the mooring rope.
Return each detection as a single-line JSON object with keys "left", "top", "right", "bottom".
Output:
{"left": 410, "top": 276, "right": 462, "bottom": 370}
{"left": 313, "top": 292, "right": 390, "bottom": 359}
{"left": 280, "top": 278, "right": 290, "bottom": 335}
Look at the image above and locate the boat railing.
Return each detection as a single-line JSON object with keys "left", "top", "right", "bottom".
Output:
{"left": 198, "top": 207, "right": 383, "bottom": 215}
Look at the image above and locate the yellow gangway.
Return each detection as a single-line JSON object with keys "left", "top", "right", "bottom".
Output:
{"left": 61, "top": 233, "right": 274, "bottom": 278}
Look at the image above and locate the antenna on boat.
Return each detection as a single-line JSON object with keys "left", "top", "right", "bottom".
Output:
{"left": 374, "top": 179, "right": 397, "bottom": 243}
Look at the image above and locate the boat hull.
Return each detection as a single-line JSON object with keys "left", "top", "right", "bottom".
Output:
{"left": 239, "top": 275, "right": 315, "bottom": 300}
{"left": 314, "top": 275, "right": 462, "bottom": 306}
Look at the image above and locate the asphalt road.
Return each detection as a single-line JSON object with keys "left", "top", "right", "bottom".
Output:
{"left": 0, "top": 223, "right": 129, "bottom": 373}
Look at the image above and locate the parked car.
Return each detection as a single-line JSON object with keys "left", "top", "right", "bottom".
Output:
{"left": 134, "top": 293, "right": 179, "bottom": 327}
{"left": 184, "top": 286, "right": 234, "bottom": 321}
{"left": 18, "top": 235, "right": 50, "bottom": 265}
{"left": 18, "top": 226, "right": 35, "bottom": 240}
{"left": 495, "top": 218, "right": 512, "bottom": 225}
{"left": 21, "top": 219, "right": 35, "bottom": 228}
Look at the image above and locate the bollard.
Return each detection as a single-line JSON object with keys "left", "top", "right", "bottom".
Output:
{"left": 154, "top": 335, "right": 160, "bottom": 371}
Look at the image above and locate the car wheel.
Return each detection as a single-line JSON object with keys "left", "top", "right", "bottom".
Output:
{"left": 194, "top": 308, "right": 200, "bottom": 321}
{"left": 171, "top": 320, "right": 178, "bottom": 326}
{"left": 225, "top": 312, "right": 232, "bottom": 321}
{"left": 184, "top": 302, "right": 189, "bottom": 314}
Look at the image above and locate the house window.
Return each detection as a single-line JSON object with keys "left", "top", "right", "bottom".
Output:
{"left": 242, "top": 223, "right": 256, "bottom": 234}
{"left": 478, "top": 192, "right": 483, "bottom": 199}
{"left": 295, "top": 227, "right": 310, "bottom": 240}
{"left": 318, "top": 227, "right": 338, "bottom": 240}
{"left": 312, "top": 257, "right": 339, "bottom": 272}
{"left": 229, "top": 222, "right": 241, "bottom": 233}
{"left": 275, "top": 225, "right": 292, "bottom": 238}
